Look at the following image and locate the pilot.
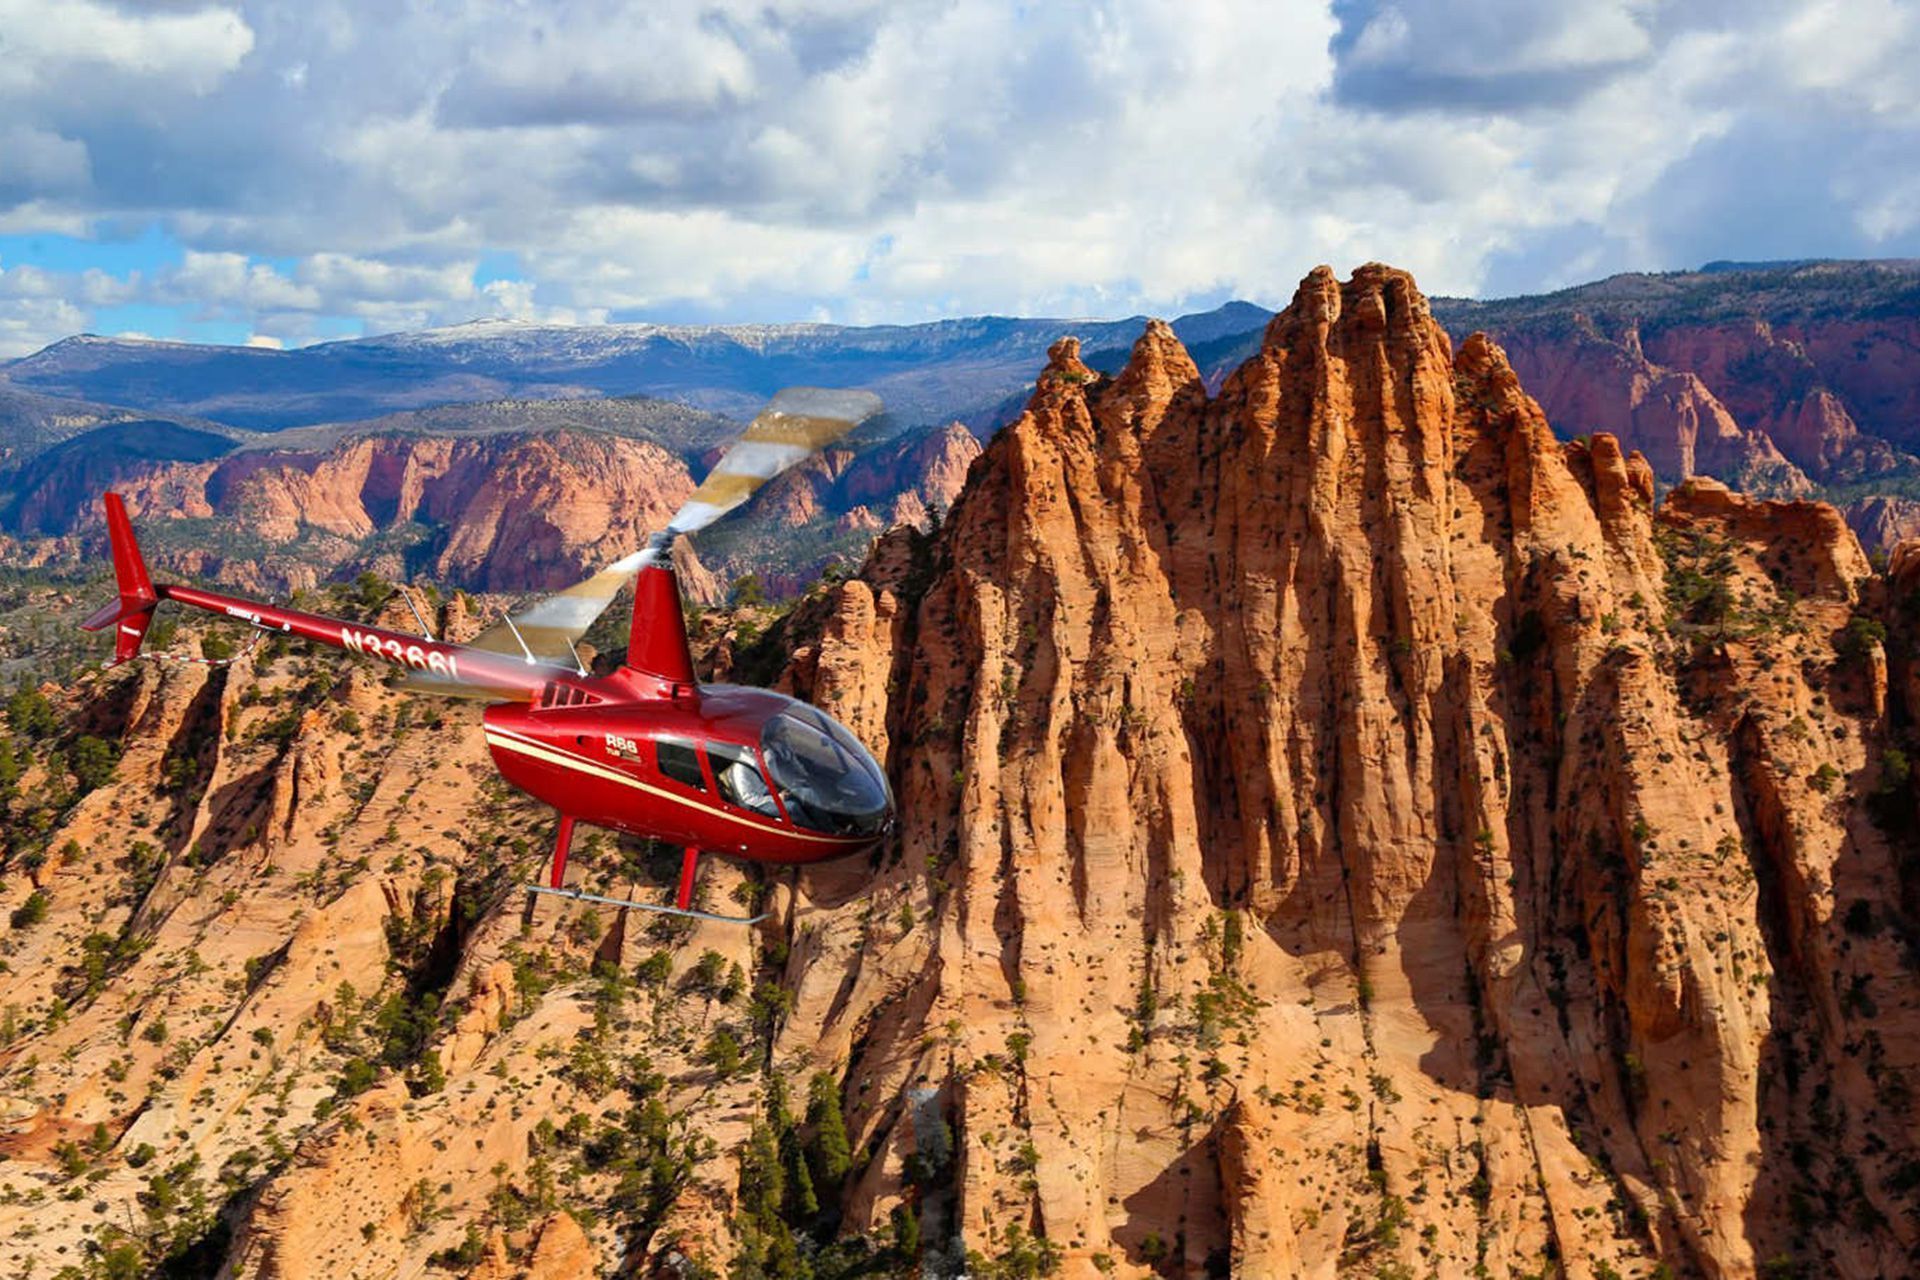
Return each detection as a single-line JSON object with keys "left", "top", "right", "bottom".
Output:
{"left": 722, "top": 755, "right": 778, "bottom": 817}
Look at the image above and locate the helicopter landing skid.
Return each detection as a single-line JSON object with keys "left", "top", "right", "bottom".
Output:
{"left": 522, "top": 882, "right": 769, "bottom": 926}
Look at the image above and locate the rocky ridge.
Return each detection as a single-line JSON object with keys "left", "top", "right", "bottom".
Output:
{"left": 6, "top": 414, "right": 978, "bottom": 604}
{"left": 3, "top": 265, "right": 1920, "bottom": 1278}
{"left": 1494, "top": 317, "right": 1815, "bottom": 495}
{"left": 1432, "top": 264, "right": 1920, "bottom": 548}
{"left": 757, "top": 264, "right": 1920, "bottom": 1277}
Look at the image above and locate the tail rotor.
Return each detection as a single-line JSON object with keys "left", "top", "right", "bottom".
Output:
{"left": 79, "top": 493, "right": 161, "bottom": 665}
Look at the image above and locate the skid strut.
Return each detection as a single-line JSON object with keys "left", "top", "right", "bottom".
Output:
{"left": 527, "top": 823, "right": 762, "bottom": 925}
{"left": 523, "top": 882, "right": 768, "bottom": 926}
{"left": 677, "top": 847, "right": 700, "bottom": 911}
{"left": 549, "top": 814, "right": 575, "bottom": 889}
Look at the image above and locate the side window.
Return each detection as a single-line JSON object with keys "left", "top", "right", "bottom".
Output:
{"left": 710, "top": 743, "right": 779, "bottom": 818}
{"left": 655, "top": 738, "right": 706, "bottom": 791}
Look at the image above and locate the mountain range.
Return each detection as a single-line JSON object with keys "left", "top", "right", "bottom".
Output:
{"left": 6, "top": 259, "right": 1920, "bottom": 604}
{"left": 0, "top": 302, "right": 1278, "bottom": 432}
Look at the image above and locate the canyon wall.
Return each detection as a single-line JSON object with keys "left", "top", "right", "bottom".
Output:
{"left": 765, "top": 265, "right": 1920, "bottom": 1278}
{"left": 5, "top": 417, "right": 979, "bottom": 601}
{"left": 1448, "top": 284, "right": 1920, "bottom": 556}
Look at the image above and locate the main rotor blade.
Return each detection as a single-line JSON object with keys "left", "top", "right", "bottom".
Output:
{"left": 463, "top": 386, "right": 882, "bottom": 667}
{"left": 666, "top": 386, "right": 883, "bottom": 535}
{"left": 463, "top": 546, "right": 657, "bottom": 668}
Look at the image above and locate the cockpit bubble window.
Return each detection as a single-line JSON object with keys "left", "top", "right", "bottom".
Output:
{"left": 709, "top": 742, "right": 779, "bottom": 818}
{"left": 760, "top": 707, "right": 892, "bottom": 837}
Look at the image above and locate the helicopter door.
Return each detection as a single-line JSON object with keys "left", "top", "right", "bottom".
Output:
{"left": 709, "top": 742, "right": 780, "bottom": 818}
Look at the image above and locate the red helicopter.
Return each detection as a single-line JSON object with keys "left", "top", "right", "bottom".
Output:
{"left": 81, "top": 388, "right": 895, "bottom": 924}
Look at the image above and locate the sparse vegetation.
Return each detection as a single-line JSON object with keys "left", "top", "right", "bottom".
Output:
{"left": 9, "top": 889, "right": 49, "bottom": 929}
{"left": 1837, "top": 614, "right": 1888, "bottom": 666}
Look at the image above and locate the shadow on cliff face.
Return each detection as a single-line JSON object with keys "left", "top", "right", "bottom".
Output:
{"left": 1116, "top": 1119, "right": 1231, "bottom": 1279}
{"left": 1396, "top": 620, "right": 1669, "bottom": 1267}
{"left": 188, "top": 760, "right": 276, "bottom": 868}
{"left": 1728, "top": 701, "right": 1919, "bottom": 1274}
{"left": 153, "top": 667, "right": 228, "bottom": 858}
{"left": 1729, "top": 708, "right": 1824, "bottom": 1268}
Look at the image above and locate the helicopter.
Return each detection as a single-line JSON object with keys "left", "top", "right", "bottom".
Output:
{"left": 81, "top": 388, "right": 896, "bottom": 925}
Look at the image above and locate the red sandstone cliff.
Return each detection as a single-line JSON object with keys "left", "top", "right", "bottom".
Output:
{"left": 1498, "top": 318, "right": 1813, "bottom": 495}
{"left": 760, "top": 266, "right": 1920, "bottom": 1278}
{"left": 28, "top": 419, "right": 975, "bottom": 600}
{"left": 1469, "top": 306, "right": 1920, "bottom": 531}
{"left": 116, "top": 430, "right": 698, "bottom": 592}
{"left": 695, "top": 421, "right": 982, "bottom": 595}
{"left": 1641, "top": 318, "right": 1920, "bottom": 482}
{"left": 6, "top": 265, "right": 1920, "bottom": 1280}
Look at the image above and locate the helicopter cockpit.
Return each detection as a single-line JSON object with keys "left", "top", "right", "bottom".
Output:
{"left": 760, "top": 705, "right": 893, "bottom": 837}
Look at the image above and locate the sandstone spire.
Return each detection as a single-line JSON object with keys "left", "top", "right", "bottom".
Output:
{"left": 768, "top": 265, "right": 1914, "bottom": 1278}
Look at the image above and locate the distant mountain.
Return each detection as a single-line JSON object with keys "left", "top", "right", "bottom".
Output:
{"left": 1429, "top": 260, "right": 1920, "bottom": 548}
{"left": 4, "top": 419, "right": 237, "bottom": 536}
{"left": 0, "top": 302, "right": 1277, "bottom": 432}
{"left": 14, "top": 257, "right": 1920, "bottom": 574}
{"left": 1434, "top": 258, "right": 1920, "bottom": 329}
{"left": 230, "top": 394, "right": 739, "bottom": 460}
{"left": 0, "top": 389, "right": 976, "bottom": 602}
{"left": 0, "top": 382, "right": 251, "bottom": 470}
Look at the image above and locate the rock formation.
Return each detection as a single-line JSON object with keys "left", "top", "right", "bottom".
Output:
{"left": 1847, "top": 495, "right": 1920, "bottom": 561}
{"left": 93, "top": 430, "right": 696, "bottom": 594}
{"left": 9, "top": 416, "right": 978, "bottom": 602}
{"left": 1641, "top": 319, "right": 1918, "bottom": 482}
{"left": 761, "top": 265, "right": 1920, "bottom": 1278}
{"left": 1497, "top": 318, "right": 1813, "bottom": 495}
{"left": 1445, "top": 283, "right": 1920, "bottom": 524}
{"left": 694, "top": 421, "right": 983, "bottom": 596}
{"left": 5, "top": 264, "right": 1920, "bottom": 1280}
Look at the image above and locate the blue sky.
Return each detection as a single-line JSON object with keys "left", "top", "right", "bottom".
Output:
{"left": 0, "top": 0, "right": 1917, "bottom": 356}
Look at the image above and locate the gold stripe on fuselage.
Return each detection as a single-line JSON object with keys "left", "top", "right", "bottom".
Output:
{"left": 482, "top": 725, "right": 849, "bottom": 846}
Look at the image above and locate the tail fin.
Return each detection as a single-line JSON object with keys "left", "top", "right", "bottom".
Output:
{"left": 627, "top": 553, "right": 696, "bottom": 685}
{"left": 80, "top": 493, "right": 160, "bottom": 665}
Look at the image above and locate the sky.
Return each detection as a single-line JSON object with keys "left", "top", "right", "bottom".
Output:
{"left": 0, "top": 0, "right": 1916, "bottom": 356}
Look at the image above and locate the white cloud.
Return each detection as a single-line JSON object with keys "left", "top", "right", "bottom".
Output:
{"left": 298, "top": 254, "right": 473, "bottom": 304}
{"left": 1769, "top": 0, "right": 1920, "bottom": 117}
{"left": 438, "top": 3, "right": 766, "bottom": 125}
{"left": 0, "top": 1, "right": 254, "bottom": 94}
{"left": 0, "top": 292, "right": 88, "bottom": 357}
{"left": 0, "top": 0, "right": 1916, "bottom": 346}
{"left": 165, "top": 251, "right": 320, "bottom": 312}
{"left": 477, "top": 278, "right": 607, "bottom": 326}
{"left": 1510, "top": 2, "right": 1653, "bottom": 72}
{"left": 0, "top": 200, "right": 91, "bottom": 236}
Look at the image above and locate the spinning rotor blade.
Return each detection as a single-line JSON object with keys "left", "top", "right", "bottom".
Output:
{"left": 669, "top": 386, "right": 884, "bottom": 535}
{"left": 460, "top": 386, "right": 883, "bottom": 673}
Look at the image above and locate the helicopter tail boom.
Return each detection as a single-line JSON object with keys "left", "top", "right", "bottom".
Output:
{"left": 82, "top": 491, "right": 575, "bottom": 697}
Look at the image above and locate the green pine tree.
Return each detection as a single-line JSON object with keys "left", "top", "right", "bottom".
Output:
{"left": 806, "top": 1070, "right": 853, "bottom": 1187}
